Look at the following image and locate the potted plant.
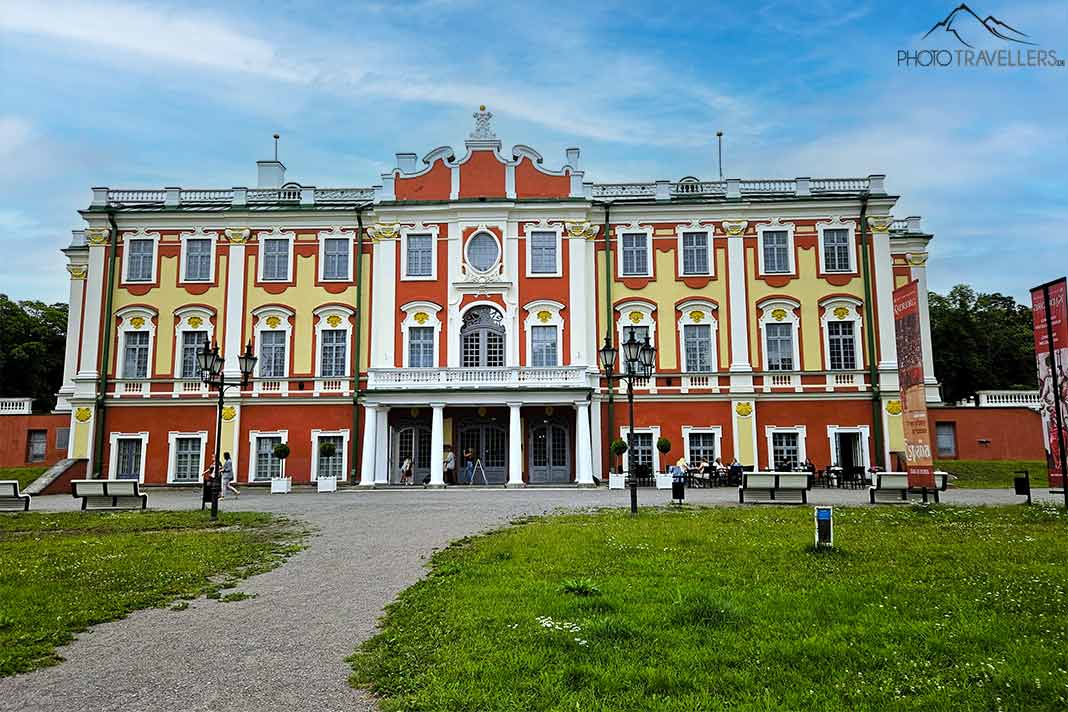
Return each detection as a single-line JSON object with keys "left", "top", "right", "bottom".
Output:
{"left": 317, "top": 441, "right": 338, "bottom": 493}
{"left": 270, "top": 442, "right": 292, "bottom": 494}
{"left": 655, "top": 437, "right": 673, "bottom": 489}
{"left": 609, "top": 438, "right": 628, "bottom": 490}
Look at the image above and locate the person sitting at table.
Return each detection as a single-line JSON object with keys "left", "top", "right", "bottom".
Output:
{"left": 728, "top": 458, "right": 744, "bottom": 485}
{"left": 675, "top": 455, "right": 689, "bottom": 474}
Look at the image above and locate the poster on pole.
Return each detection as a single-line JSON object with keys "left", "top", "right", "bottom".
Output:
{"left": 893, "top": 281, "right": 935, "bottom": 489}
{"left": 1030, "top": 278, "right": 1068, "bottom": 492}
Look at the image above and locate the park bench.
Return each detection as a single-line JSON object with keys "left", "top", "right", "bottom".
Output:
{"left": 71, "top": 479, "right": 148, "bottom": 511}
{"left": 739, "top": 472, "right": 810, "bottom": 504}
{"left": 0, "top": 480, "right": 31, "bottom": 511}
{"left": 868, "top": 472, "right": 949, "bottom": 504}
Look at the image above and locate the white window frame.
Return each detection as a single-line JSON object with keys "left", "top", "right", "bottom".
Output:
{"left": 675, "top": 221, "right": 714, "bottom": 277}
{"left": 826, "top": 425, "right": 871, "bottom": 470}
{"left": 764, "top": 425, "right": 807, "bottom": 471}
{"left": 400, "top": 224, "right": 440, "bottom": 281}
{"left": 317, "top": 226, "right": 355, "bottom": 282}
{"left": 676, "top": 300, "right": 719, "bottom": 373}
{"left": 756, "top": 219, "right": 796, "bottom": 276}
{"left": 400, "top": 301, "right": 443, "bottom": 368}
{"left": 310, "top": 429, "right": 350, "bottom": 480}
{"left": 524, "top": 220, "right": 563, "bottom": 278}
{"left": 167, "top": 431, "right": 208, "bottom": 484}
{"left": 756, "top": 298, "right": 801, "bottom": 372}
{"left": 173, "top": 307, "right": 215, "bottom": 382}
{"left": 682, "top": 426, "right": 723, "bottom": 465}
{"left": 313, "top": 305, "right": 354, "bottom": 383}
{"left": 523, "top": 299, "right": 565, "bottom": 367}
{"left": 817, "top": 219, "right": 857, "bottom": 275}
{"left": 252, "top": 306, "right": 294, "bottom": 381}
{"left": 256, "top": 227, "right": 296, "bottom": 283}
{"left": 121, "top": 229, "right": 160, "bottom": 285}
{"left": 614, "top": 300, "right": 657, "bottom": 377}
{"left": 820, "top": 298, "right": 864, "bottom": 371}
{"left": 619, "top": 425, "right": 661, "bottom": 473}
{"left": 115, "top": 306, "right": 157, "bottom": 384}
{"left": 248, "top": 429, "right": 288, "bottom": 482}
{"left": 108, "top": 431, "right": 149, "bottom": 483}
{"left": 179, "top": 227, "right": 218, "bottom": 283}
{"left": 464, "top": 229, "right": 503, "bottom": 276}
{"left": 615, "top": 222, "right": 654, "bottom": 278}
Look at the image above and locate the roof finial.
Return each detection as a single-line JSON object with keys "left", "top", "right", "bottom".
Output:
{"left": 471, "top": 105, "right": 495, "bottom": 139}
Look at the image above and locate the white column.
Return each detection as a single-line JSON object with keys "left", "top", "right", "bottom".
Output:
{"left": 574, "top": 400, "right": 594, "bottom": 486}
{"left": 590, "top": 396, "right": 603, "bottom": 481}
{"left": 56, "top": 262, "right": 87, "bottom": 411}
{"left": 726, "top": 233, "right": 753, "bottom": 392}
{"left": 568, "top": 235, "right": 589, "bottom": 365}
{"left": 507, "top": 402, "right": 524, "bottom": 487}
{"left": 223, "top": 242, "right": 247, "bottom": 378}
{"left": 871, "top": 229, "right": 898, "bottom": 372}
{"left": 430, "top": 402, "right": 445, "bottom": 487}
{"left": 374, "top": 407, "right": 390, "bottom": 484}
{"left": 360, "top": 403, "right": 378, "bottom": 486}
{"left": 76, "top": 238, "right": 108, "bottom": 387}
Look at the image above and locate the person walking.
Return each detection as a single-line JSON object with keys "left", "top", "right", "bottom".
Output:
{"left": 220, "top": 452, "right": 239, "bottom": 497}
{"left": 463, "top": 447, "right": 475, "bottom": 484}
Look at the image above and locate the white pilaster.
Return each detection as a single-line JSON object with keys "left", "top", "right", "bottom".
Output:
{"left": 76, "top": 238, "right": 108, "bottom": 388}
{"left": 360, "top": 403, "right": 378, "bottom": 486}
{"left": 223, "top": 242, "right": 247, "bottom": 378}
{"left": 507, "top": 402, "right": 524, "bottom": 487}
{"left": 574, "top": 400, "right": 594, "bottom": 486}
{"left": 590, "top": 396, "right": 603, "bottom": 481}
{"left": 56, "top": 263, "right": 87, "bottom": 412}
{"left": 568, "top": 236, "right": 589, "bottom": 365}
{"left": 374, "top": 407, "right": 390, "bottom": 483}
{"left": 726, "top": 233, "right": 753, "bottom": 392}
{"left": 872, "top": 230, "right": 898, "bottom": 372}
{"left": 370, "top": 239, "right": 397, "bottom": 368}
{"left": 912, "top": 258, "right": 939, "bottom": 401}
{"left": 430, "top": 403, "right": 445, "bottom": 487}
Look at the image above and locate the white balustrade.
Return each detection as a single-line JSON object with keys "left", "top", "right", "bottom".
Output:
{"left": 811, "top": 178, "right": 869, "bottom": 193}
{"left": 178, "top": 380, "right": 207, "bottom": 395}
{"left": 116, "top": 381, "right": 147, "bottom": 398}
{"left": 740, "top": 179, "right": 796, "bottom": 193}
{"left": 108, "top": 190, "right": 167, "bottom": 203}
{"left": 367, "top": 366, "right": 590, "bottom": 390}
{"left": 180, "top": 189, "right": 234, "bottom": 203}
{"left": 671, "top": 181, "right": 726, "bottom": 196}
{"left": 254, "top": 379, "right": 286, "bottom": 396}
{"left": 976, "top": 390, "right": 1040, "bottom": 408}
{"left": 315, "top": 378, "right": 347, "bottom": 395}
{"left": 0, "top": 397, "right": 33, "bottom": 415}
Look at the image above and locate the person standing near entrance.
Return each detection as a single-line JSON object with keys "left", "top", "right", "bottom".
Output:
{"left": 399, "top": 456, "right": 413, "bottom": 486}
{"left": 463, "top": 448, "right": 475, "bottom": 484}
{"left": 220, "top": 452, "right": 239, "bottom": 497}
{"left": 443, "top": 445, "right": 456, "bottom": 485}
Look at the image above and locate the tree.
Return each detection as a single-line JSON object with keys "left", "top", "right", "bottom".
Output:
{"left": 0, "top": 295, "right": 68, "bottom": 412}
{"left": 928, "top": 285, "right": 1035, "bottom": 404}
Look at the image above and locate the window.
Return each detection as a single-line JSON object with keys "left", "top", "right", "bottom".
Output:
{"left": 467, "top": 233, "right": 499, "bottom": 272}
{"left": 621, "top": 233, "right": 649, "bottom": 276}
{"left": 320, "top": 330, "right": 347, "bottom": 377}
{"left": 531, "top": 325, "right": 558, "bottom": 367}
{"left": 254, "top": 436, "right": 282, "bottom": 481}
{"left": 765, "top": 323, "right": 794, "bottom": 371}
{"left": 529, "top": 231, "right": 557, "bottom": 274}
{"left": 761, "top": 230, "right": 790, "bottom": 274}
{"left": 936, "top": 422, "right": 957, "bottom": 458}
{"left": 406, "top": 234, "right": 433, "bottom": 277}
{"left": 408, "top": 327, "right": 435, "bottom": 367}
{"left": 822, "top": 228, "right": 851, "bottom": 272}
{"left": 184, "top": 238, "right": 212, "bottom": 281}
{"left": 827, "top": 321, "right": 857, "bottom": 370}
{"left": 180, "top": 330, "right": 207, "bottom": 379}
{"left": 681, "top": 232, "right": 709, "bottom": 275}
{"left": 683, "top": 324, "right": 714, "bottom": 372}
{"left": 622, "top": 325, "right": 649, "bottom": 346}
{"left": 173, "top": 437, "right": 202, "bottom": 482}
{"left": 262, "top": 238, "right": 290, "bottom": 281}
{"left": 259, "top": 331, "right": 286, "bottom": 378}
{"left": 123, "top": 331, "right": 150, "bottom": 378}
{"left": 125, "top": 239, "right": 155, "bottom": 282}
{"left": 317, "top": 435, "right": 344, "bottom": 479}
{"left": 322, "top": 237, "right": 349, "bottom": 280}
{"left": 687, "top": 432, "right": 717, "bottom": 464}
{"left": 26, "top": 430, "right": 46, "bottom": 462}
{"left": 55, "top": 427, "right": 70, "bottom": 451}
{"left": 629, "top": 432, "right": 654, "bottom": 469}
{"left": 771, "top": 432, "right": 800, "bottom": 469}
{"left": 115, "top": 438, "right": 143, "bottom": 480}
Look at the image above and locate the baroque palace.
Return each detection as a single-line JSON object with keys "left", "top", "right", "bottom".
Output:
{"left": 54, "top": 108, "right": 938, "bottom": 487}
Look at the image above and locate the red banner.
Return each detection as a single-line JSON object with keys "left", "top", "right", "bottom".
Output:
{"left": 894, "top": 281, "right": 935, "bottom": 489}
{"left": 1031, "top": 278, "right": 1068, "bottom": 491}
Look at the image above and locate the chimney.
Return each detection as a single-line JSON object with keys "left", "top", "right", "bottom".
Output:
{"left": 565, "top": 147, "right": 581, "bottom": 170}
{"left": 396, "top": 153, "right": 418, "bottom": 173}
{"left": 257, "top": 160, "right": 286, "bottom": 188}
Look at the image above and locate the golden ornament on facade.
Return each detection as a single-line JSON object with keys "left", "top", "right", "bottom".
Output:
{"left": 66, "top": 264, "right": 88, "bottom": 280}
{"left": 544, "top": 406, "right": 554, "bottom": 416}
{"left": 833, "top": 306, "right": 850, "bottom": 320}
{"left": 537, "top": 310, "right": 552, "bottom": 323}
{"left": 565, "top": 221, "right": 597, "bottom": 240}
{"left": 129, "top": 316, "right": 145, "bottom": 329}
{"left": 628, "top": 311, "right": 644, "bottom": 324}
{"left": 187, "top": 316, "right": 204, "bottom": 329}
{"left": 478, "top": 406, "right": 488, "bottom": 417}
{"left": 265, "top": 316, "right": 282, "bottom": 329}
{"left": 370, "top": 223, "right": 400, "bottom": 242}
{"left": 689, "top": 310, "right": 704, "bottom": 323}
{"left": 74, "top": 407, "right": 92, "bottom": 423}
{"left": 906, "top": 253, "right": 929, "bottom": 266}
{"left": 735, "top": 402, "right": 753, "bottom": 417}
{"left": 413, "top": 312, "right": 429, "bottom": 325}
{"left": 224, "top": 227, "right": 251, "bottom": 243}
{"left": 85, "top": 227, "right": 110, "bottom": 245}
{"left": 885, "top": 400, "right": 902, "bottom": 415}
{"left": 410, "top": 407, "right": 420, "bottom": 417}
{"left": 771, "top": 308, "right": 787, "bottom": 322}
{"left": 867, "top": 216, "right": 893, "bottom": 234}
{"left": 721, "top": 220, "right": 747, "bottom": 236}
{"left": 221, "top": 406, "right": 237, "bottom": 422}
{"left": 326, "top": 314, "right": 342, "bottom": 328}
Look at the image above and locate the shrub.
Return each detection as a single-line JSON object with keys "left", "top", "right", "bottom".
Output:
{"left": 657, "top": 437, "right": 671, "bottom": 455}
{"left": 273, "top": 443, "right": 291, "bottom": 460}
{"left": 610, "top": 438, "right": 628, "bottom": 457}
{"left": 319, "top": 441, "right": 337, "bottom": 458}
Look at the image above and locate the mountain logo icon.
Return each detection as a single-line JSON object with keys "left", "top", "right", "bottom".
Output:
{"left": 923, "top": 3, "right": 1037, "bottom": 48}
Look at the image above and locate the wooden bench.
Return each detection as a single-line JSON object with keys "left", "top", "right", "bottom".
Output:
{"left": 739, "top": 472, "right": 810, "bottom": 504}
{"left": 71, "top": 479, "right": 148, "bottom": 510}
{"left": 869, "top": 472, "right": 949, "bottom": 504}
{"left": 0, "top": 480, "right": 31, "bottom": 511}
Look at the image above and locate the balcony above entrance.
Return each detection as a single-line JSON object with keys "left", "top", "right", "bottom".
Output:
{"left": 366, "top": 366, "right": 592, "bottom": 391}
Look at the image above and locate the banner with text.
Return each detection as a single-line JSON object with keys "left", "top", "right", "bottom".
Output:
{"left": 1031, "top": 278, "right": 1068, "bottom": 491}
{"left": 893, "top": 281, "right": 935, "bottom": 488}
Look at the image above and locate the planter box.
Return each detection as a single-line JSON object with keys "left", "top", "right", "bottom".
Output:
{"left": 270, "top": 476, "right": 292, "bottom": 494}
{"left": 609, "top": 472, "right": 626, "bottom": 490}
{"left": 655, "top": 473, "right": 673, "bottom": 490}
{"left": 316, "top": 477, "right": 337, "bottom": 493}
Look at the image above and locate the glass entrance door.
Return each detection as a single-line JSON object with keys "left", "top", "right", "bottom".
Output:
{"left": 460, "top": 306, "right": 505, "bottom": 368}
{"left": 394, "top": 426, "right": 432, "bottom": 483}
{"left": 529, "top": 422, "right": 570, "bottom": 483}
{"left": 458, "top": 421, "right": 508, "bottom": 484}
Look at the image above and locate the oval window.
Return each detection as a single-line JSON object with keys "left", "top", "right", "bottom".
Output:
{"left": 466, "top": 232, "right": 499, "bottom": 272}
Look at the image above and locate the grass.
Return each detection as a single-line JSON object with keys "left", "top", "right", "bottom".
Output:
{"left": 0, "top": 510, "right": 303, "bottom": 677}
{"left": 351, "top": 505, "right": 1068, "bottom": 711}
{"left": 936, "top": 460, "right": 1048, "bottom": 489}
{"left": 0, "top": 466, "right": 48, "bottom": 490}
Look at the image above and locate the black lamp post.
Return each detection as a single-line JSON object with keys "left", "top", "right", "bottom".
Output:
{"left": 599, "top": 331, "right": 656, "bottom": 515}
{"left": 199, "top": 339, "right": 257, "bottom": 520}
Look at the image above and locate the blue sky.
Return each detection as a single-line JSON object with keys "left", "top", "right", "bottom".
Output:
{"left": 1, "top": 0, "right": 1065, "bottom": 304}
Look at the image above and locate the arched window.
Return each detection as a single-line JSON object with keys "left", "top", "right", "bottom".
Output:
{"left": 460, "top": 305, "right": 505, "bottom": 368}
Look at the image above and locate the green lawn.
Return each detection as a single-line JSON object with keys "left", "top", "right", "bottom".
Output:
{"left": 0, "top": 467, "right": 48, "bottom": 490}
{"left": 351, "top": 506, "right": 1068, "bottom": 711}
{"left": 0, "top": 511, "right": 302, "bottom": 676}
{"left": 936, "top": 460, "right": 1048, "bottom": 489}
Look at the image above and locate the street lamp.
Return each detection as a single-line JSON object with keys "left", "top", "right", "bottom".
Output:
{"left": 598, "top": 331, "right": 655, "bottom": 514}
{"left": 200, "top": 339, "right": 257, "bottom": 520}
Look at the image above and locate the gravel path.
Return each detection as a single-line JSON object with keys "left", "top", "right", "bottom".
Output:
{"left": 1, "top": 485, "right": 1058, "bottom": 711}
